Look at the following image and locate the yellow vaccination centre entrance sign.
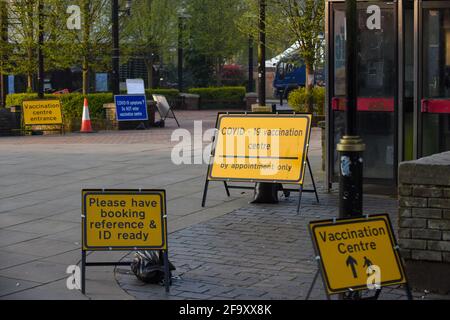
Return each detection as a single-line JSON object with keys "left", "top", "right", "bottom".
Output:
{"left": 22, "top": 100, "right": 63, "bottom": 126}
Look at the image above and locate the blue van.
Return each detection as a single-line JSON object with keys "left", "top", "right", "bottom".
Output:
{"left": 273, "top": 53, "right": 324, "bottom": 99}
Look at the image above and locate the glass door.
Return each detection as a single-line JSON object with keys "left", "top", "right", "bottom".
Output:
{"left": 330, "top": 1, "right": 397, "bottom": 182}
{"left": 420, "top": 2, "right": 450, "bottom": 157}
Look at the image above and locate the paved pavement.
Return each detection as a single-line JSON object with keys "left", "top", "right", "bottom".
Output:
{"left": 116, "top": 192, "right": 448, "bottom": 300}
{"left": 0, "top": 110, "right": 257, "bottom": 300}
{"left": 0, "top": 109, "right": 447, "bottom": 300}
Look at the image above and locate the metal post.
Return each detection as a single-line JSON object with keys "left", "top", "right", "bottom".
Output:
{"left": 178, "top": 16, "right": 184, "bottom": 93}
{"left": 248, "top": 35, "right": 254, "bottom": 92}
{"left": 37, "top": 0, "right": 44, "bottom": 98}
{"left": 111, "top": 0, "right": 120, "bottom": 95}
{"left": 258, "top": 0, "right": 266, "bottom": 106}
{"left": 254, "top": 0, "right": 279, "bottom": 202}
{"left": 81, "top": 250, "right": 86, "bottom": 294}
{"left": 337, "top": 0, "right": 365, "bottom": 219}
{"left": 0, "top": 1, "right": 8, "bottom": 108}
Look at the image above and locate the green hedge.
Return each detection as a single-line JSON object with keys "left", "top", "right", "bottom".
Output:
{"left": 288, "top": 86, "right": 325, "bottom": 115}
{"left": 6, "top": 93, "right": 113, "bottom": 119}
{"left": 188, "top": 86, "right": 246, "bottom": 109}
{"left": 5, "top": 89, "right": 181, "bottom": 119}
{"left": 118, "top": 89, "right": 180, "bottom": 101}
{"left": 145, "top": 89, "right": 179, "bottom": 101}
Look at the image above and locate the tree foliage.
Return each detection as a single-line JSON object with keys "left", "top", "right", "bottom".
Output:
{"left": 3, "top": 0, "right": 75, "bottom": 91}
{"left": 121, "top": 0, "right": 179, "bottom": 89}
{"left": 185, "top": 0, "right": 246, "bottom": 86}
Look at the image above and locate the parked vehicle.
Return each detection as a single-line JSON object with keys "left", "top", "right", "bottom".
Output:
{"left": 273, "top": 53, "right": 324, "bottom": 99}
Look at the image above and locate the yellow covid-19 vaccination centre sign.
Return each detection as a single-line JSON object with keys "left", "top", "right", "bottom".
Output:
{"left": 209, "top": 113, "right": 312, "bottom": 184}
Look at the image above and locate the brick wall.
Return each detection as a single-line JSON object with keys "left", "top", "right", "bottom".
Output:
{"left": 398, "top": 152, "right": 450, "bottom": 293}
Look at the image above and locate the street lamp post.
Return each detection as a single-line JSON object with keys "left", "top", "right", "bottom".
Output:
{"left": 111, "top": 0, "right": 120, "bottom": 95}
{"left": 111, "top": 0, "right": 131, "bottom": 95}
{"left": 248, "top": 35, "right": 254, "bottom": 93}
{"left": 252, "top": 0, "right": 279, "bottom": 204}
{"left": 258, "top": 0, "right": 266, "bottom": 107}
{"left": 178, "top": 16, "right": 184, "bottom": 93}
{"left": 37, "top": 0, "right": 44, "bottom": 98}
{"left": 337, "top": 0, "right": 365, "bottom": 219}
{"left": 0, "top": 1, "right": 8, "bottom": 108}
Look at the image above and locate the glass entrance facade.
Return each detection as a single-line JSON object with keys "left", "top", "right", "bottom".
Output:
{"left": 329, "top": 1, "right": 397, "bottom": 183}
{"left": 421, "top": 6, "right": 450, "bottom": 157}
{"left": 325, "top": 0, "right": 450, "bottom": 187}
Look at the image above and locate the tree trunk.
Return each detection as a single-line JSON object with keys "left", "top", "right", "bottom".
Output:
{"left": 216, "top": 62, "right": 221, "bottom": 86}
{"left": 145, "top": 57, "right": 154, "bottom": 89}
{"left": 305, "top": 63, "right": 314, "bottom": 114}
{"left": 82, "top": 58, "right": 89, "bottom": 95}
{"left": 27, "top": 73, "right": 33, "bottom": 93}
{"left": 82, "top": 0, "right": 90, "bottom": 96}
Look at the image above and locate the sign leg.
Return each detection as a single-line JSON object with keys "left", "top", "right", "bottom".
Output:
{"left": 305, "top": 269, "right": 320, "bottom": 300}
{"left": 224, "top": 181, "right": 231, "bottom": 197}
{"left": 163, "top": 250, "right": 170, "bottom": 293}
{"left": 81, "top": 250, "right": 86, "bottom": 295}
{"left": 201, "top": 179, "right": 210, "bottom": 207}
{"left": 307, "top": 157, "right": 319, "bottom": 204}
{"left": 171, "top": 109, "right": 180, "bottom": 127}
{"left": 297, "top": 185, "right": 303, "bottom": 214}
{"left": 405, "top": 284, "right": 413, "bottom": 300}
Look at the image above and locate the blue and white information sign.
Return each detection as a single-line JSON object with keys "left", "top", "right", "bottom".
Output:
{"left": 114, "top": 95, "right": 148, "bottom": 121}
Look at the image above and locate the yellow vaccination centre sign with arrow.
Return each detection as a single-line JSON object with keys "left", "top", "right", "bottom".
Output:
{"left": 309, "top": 214, "right": 406, "bottom": 294}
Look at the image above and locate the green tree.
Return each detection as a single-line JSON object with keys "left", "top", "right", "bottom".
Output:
{"left": 64, "top": 0, "right": 112, "bottom": 95}
{"left": 186, "top": 0, "right": 246, "bottom": 86}
{"left": 235, "top": 0, "right": 293, "bottom": 57}
{"left": 272, "top": 0, "right": 325, "bottom": 112}
{"left": 6, "top": 0, "right": 41, "bottom": 91}
{"left": 4, "top": 1, "right": 76, "bottom": 92}
{"left": 121, "top": 0, "right": 178, "bottom": 89}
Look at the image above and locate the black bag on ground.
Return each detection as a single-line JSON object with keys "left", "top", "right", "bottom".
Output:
{"left": 154, "top": 119, "right": 165, "bottom": 128}
{"left": 251, "top": 182, "right": 281, "bottom": 204}
{"left": 131, "top": 250, "right": 176, "bottom": 284}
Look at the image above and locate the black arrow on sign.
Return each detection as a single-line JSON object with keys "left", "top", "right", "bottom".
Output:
{"left": 346, "top": 255, "right": 358, "bottom": 278}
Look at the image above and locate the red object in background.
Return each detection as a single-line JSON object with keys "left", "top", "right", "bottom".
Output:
{"left": 221, "top": 64, "right": 245, "bottom": 83}
{"left": 53, "top": 89, "right": 70, "bottom": 95}
{"left": 331, "top": 97, "right": 395, "bottom": 112}
{"left": 421, "top": 99, "right": 450, "bottom": 114}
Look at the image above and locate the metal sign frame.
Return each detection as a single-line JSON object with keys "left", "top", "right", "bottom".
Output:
{"left": 201, "top": 112, "right": 319, "bottom": 213}
{"left": 80, "top": 189, "right": 170, "bottom": 294}
{"left": 306, "top": 213, "right": 413, "bottom": 300}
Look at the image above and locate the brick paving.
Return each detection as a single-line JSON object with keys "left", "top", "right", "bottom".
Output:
{"left": 1, "top": 108, "right": 447, "bottom": 300}
{"left": 115, "top": 190, "right": 450, "bottom": 300}
{"left": 0, "top": 110, "right": 220, "bottom": 145}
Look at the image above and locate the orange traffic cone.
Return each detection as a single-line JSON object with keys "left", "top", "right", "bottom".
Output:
{"left": 80, "top": 98, "right": 94, "bottom": 133}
